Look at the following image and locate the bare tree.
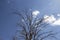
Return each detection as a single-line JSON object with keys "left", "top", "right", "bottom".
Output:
{"left": 13, "top": 9, "right": 57, "bottom": 40}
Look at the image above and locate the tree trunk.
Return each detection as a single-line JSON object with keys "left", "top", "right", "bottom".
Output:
{"left": 29, "top": 33, "right": 32, "bottom": 40}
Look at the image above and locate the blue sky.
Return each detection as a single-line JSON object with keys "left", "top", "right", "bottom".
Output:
{"left": 0, "top": 0, "right": 60, "bottom": 40}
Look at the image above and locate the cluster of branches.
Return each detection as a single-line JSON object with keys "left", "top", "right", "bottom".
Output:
{"left": 13, "top": 9, "right": 57, "bottom": 40}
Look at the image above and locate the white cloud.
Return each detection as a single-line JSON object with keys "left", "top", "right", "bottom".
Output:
{"left": 32, "top": 10, "right": 60, "bottom": 26}
{"left": 44, "top": 15, "right": 60, "bottom": 26}
{"left": 44, "top": 15, "right": 56, "bottom": 23}
{"left": 57, "top": 14, "right": 60, "bottom": 16}
{"left": 52, "top": 19, "right": 60, "bottom": 26}
{"left": 32, "top": 10, "right": 40, "bottom": 16}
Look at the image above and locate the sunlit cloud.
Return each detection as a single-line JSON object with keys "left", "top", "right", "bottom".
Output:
{"left": 44, "top": 15, "right": 60, "bottom": 26}
{"left": 32, "top": 10, "right": 40, "bottom": 16}
{"left": 52, "top": 19, "right": 60, "bottom": 26}
{"left": 32, "top": 10, "right": 60, "bottom": 26}
{"left": 44, "top": 15, "right": 56, "bottom": 23}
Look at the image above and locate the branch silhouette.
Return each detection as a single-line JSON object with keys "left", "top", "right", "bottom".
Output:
{"left": 13, "top": 9, "right": 57, "bottom": 40}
